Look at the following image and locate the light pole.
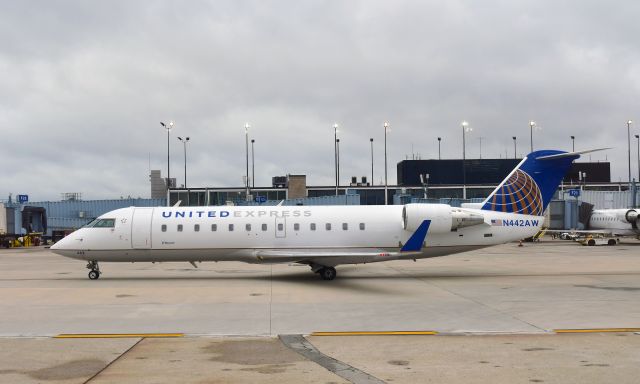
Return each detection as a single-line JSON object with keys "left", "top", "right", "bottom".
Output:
{"left": 160, "top": 121, "right": 174, "bottom": 189}
{"left": 245, "top": 123, "right": 250, "bottom": 201}
{"left": 579, "top": 171, "right": 587, "bottom": 191}
{"left": 177, "top": 136, "right": 190, "bottom": 188}
{"left": 384, "top": 122, "right": 389, "bottom": 205}
{"left": 478, "top": 137, "right": 484, "bottom": 159}
{"left": 251, "top": 139, "right": 255, "bottom": 188}
{"left": 369, "top": 138, "right": 374, "bottom": 186}
{"left": 462, "top": 121, "right": 471, "bottom": 199}
{"left": 512, "top": 136, "right": 517, "bottom": 158}
{"left": 571, "top": 135, "right": 575, "bottom": 152}
{"left": 437, "top": 137, "right": 441, "bottom": 160}
{"left": 336, "top": 138, "right": 340, "bottom": 191}
{"left": 529, "top": 121, "right": 536, "bottom": 153}
{"left": 628, "top": 120, "right": 633, "bottom": 183}
{"left": 635, "top": 134, "right": 639, "bottom": 183}
{"left": 333, "top": 123, "right": 339, "bottom": 196}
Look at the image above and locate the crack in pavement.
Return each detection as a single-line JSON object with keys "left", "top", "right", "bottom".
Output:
{"left": 279, "top": 334, "right": 386, "bottom": 384}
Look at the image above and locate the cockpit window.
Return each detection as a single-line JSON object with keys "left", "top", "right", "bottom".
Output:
{"left": 92, "top": 219, "right": 116, "bottom": 228}
{"left": 83, "top": 218, "right": 100, "bottom": 228}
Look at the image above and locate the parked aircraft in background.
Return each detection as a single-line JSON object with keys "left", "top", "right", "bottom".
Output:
{"left": 51, "top": 149, "right": 601, "bottom": 280}
{"left": 588, "top": 208, "right": 639, "bottom": 237}
{"left": 555, "top": 208, "right": 639, "bottom": 245}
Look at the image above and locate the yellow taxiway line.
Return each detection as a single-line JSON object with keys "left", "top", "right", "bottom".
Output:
{"left": 54, "top": 333, "right": 184, "bottom": 339}
{"left": 554, "top": 328, "right": 640, "bottom": 334}
{"left": 311, "top": 331, "right": 438, "bottom": 336}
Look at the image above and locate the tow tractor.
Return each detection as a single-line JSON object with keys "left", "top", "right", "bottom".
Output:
{"left": 579, "top": 235, "right": 618, "bottom": 246}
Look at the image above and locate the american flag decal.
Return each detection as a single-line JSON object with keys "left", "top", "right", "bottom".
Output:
{"left": 491, "top": 219, "right": 502, "bottom": 226}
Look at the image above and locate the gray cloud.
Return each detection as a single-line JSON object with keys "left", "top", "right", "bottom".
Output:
{"left": 1, "top": 0, "right": 640, "bottom": 201}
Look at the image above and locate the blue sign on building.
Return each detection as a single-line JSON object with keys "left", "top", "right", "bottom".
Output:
{"left": 18, "top": 194, "right": 29, "bottom": 203}
{"left": 255, "top": 196, "right": 267, "bottom": 203}
{"left": 568, "top": 189, "right": 580, "bottom": 197}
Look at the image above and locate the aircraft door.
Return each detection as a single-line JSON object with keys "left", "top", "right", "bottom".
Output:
{"left": 131, "top": 208, "right": 153, "bottom": 249}
{"left": 275, "top": 217, "right": 286, "bottom": 238}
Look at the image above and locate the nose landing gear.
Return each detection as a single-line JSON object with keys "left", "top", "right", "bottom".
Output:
{"left": 86, "top": 261, "right": 101, "bottom": 280}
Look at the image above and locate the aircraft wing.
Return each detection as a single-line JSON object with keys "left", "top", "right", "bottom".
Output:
{"left": 255, "top": 220, "right": 431, "bottom": 264}
{"left": 254, "top": 248, "right": 420, "bottom": 265}
{"left": 546, "top": 229, "right": 613, "bottom": 236}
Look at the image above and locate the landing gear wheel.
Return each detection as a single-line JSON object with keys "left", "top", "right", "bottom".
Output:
{"left": 86, "top": 261, "right": 100, "bottom": 280}
{"left": 319, "top": 267, "right": 337, "bottom": 281}
{"left": 88, "top": 270, "right": 100, "bottom": 280}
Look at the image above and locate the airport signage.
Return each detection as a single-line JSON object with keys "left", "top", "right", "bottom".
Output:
{"left": 18, "top": 194, "right": 29, "bottom": 203}
{"left": 568, "top": 189, "right": 580, "bottom": 197}
{"left": 255, "top": 196, "right": 267, "bottom": 203}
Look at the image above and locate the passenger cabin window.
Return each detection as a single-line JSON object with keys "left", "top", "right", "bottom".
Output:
{"left": 277, "top": 223, "right": 284, "bottom": 231}
{"left": 177, "top": 224, "right": 183, "bottom": 232}
{"left": 342, "top": 223, "right": 348, "bottom": 230}
{"left": 229, "top": 224, "right": 234, "bottom": 231}
{"left": 310, "top": 223, "right": 316, "bottom": 231}
{"left": 92, "top": 219, "right": 115, "bottom": 228}
{"left": 294, "top": 223, "right": 300, "bottom": 231}
{"left": 211, "top": 224, "right": 217, "bottom": 231}
{"left": 262, "top": 224, "right": 267, "bottom": 231}
{"left": 246, "top": 223, "right": 251, "bottom": 231}
{"left": 359, "top": 223, "right": 365, "bottom": 230}
{"left": 161, "top": 224, "right": 167, "bottom": 232}
{"left": 194, "top": 224, "right": 200, "bottom": 232}
{"left": 326, "top": 223, "right": 331, "bottom": 231}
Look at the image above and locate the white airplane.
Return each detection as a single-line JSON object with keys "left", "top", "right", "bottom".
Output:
{"left": 588, "top": 208, "right": 639, "bottom": 237}
{"left": 555, "top": 208, "right": 639, "bottom": 243}
{"left": 51, "top": 149, "right": 595, "bottom": 280}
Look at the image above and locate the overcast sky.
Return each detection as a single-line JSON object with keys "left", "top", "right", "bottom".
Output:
{"left": 2, "top": 0, "right": 640, "bottom": 201}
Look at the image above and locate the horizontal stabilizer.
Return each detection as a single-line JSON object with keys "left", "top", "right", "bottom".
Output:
{"left": 537, "top": 148, "right": 611, "bottom": 160}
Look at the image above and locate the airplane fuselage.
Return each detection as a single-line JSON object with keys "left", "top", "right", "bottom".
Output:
{"left": 588, "top": 208, "right": 639, "bottom": 237}
{"left": 52, "top": 204, "right": 543, "bottom": 265}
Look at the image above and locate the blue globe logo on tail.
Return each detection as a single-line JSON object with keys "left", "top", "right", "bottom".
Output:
{"left": 482, "top": 169, "right": 543, "bottom": 215}
{"left": 481, "top": 150, "right": 581, "bottom": 216}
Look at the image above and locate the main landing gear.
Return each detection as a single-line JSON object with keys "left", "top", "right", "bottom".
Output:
{"left": 87, "top": 261, "right": 101, "bottom": 280}
{"left": 311, "top": 264, "right": 337, "bottom": 281}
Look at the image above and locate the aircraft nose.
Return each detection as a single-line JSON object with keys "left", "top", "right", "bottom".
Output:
{"left": 50, "top": 234, "right": 76, "bottom": 255}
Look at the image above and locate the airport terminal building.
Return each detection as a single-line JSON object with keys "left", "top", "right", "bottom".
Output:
{"left": 3, "top": 158, "right": 636, "bottom": 240}
{"left": 162, "top": 158, "right": 619, "bottom": 207}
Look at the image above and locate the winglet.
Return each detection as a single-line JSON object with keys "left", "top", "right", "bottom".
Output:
{"left": 401, "top": 220, "right": 431, "bottom": 252}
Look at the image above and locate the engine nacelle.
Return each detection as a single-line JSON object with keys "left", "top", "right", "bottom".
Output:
{"left": 624, "top": 209, "right": 638, "bottom": 224}
{"left": 402, "top": 204, "right": 485, "bottom": 233}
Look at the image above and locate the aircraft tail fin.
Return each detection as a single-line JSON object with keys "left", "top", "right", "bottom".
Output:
{"left": 480, "top": 149, "right": 595, "bottom": 215}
